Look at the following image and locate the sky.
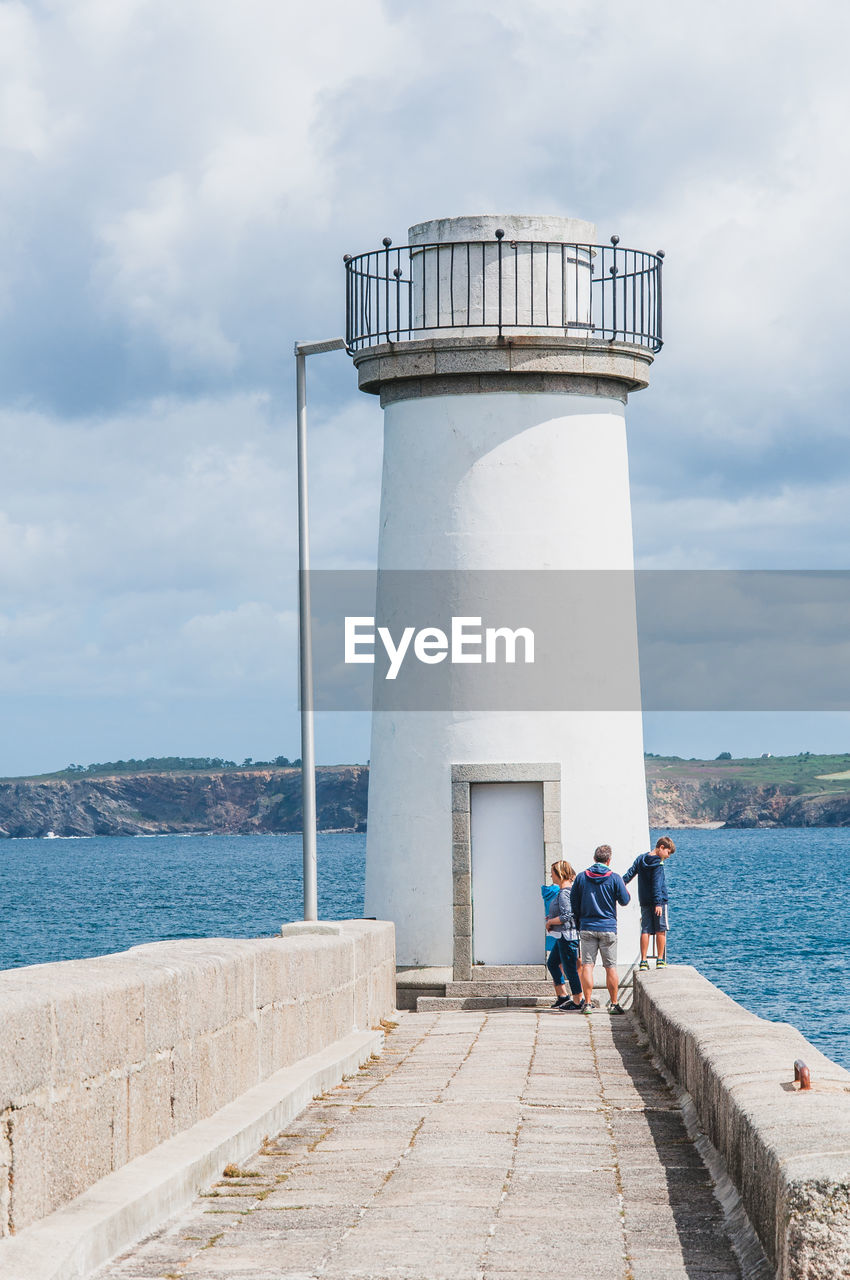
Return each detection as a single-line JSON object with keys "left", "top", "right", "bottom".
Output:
{"left": 2, "top": 0, "right": 850, "bottom": 775}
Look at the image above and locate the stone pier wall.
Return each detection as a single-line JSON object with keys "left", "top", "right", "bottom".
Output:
{"left": 634, "top": 966, "right": 850, "bottom": 1280}
{"left": 0, "top": 921, "right": 395, "bottom": 1234}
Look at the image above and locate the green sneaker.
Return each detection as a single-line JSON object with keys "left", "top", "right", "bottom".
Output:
{"left": 638, "top": 960, "right": 649, "bottom": 971}
{"left": 655, "top": 958, "right": 667, "bottom": 969}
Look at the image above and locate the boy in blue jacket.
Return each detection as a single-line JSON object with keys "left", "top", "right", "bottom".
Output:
{"left": 623, "top": 836, "right": 675, "bottom": 970}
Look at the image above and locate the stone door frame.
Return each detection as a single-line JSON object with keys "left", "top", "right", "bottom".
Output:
{"left": 450, "top": 763, "right": 562, "bottom": 981}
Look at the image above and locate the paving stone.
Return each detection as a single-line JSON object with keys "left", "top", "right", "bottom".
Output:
{"left": 92, "top": 1010, "right": 748, "bottom": 1280}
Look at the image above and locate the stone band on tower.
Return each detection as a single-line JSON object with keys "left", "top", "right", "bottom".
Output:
{"left": 344, "top": 213, "right": 662, "bottom": 976}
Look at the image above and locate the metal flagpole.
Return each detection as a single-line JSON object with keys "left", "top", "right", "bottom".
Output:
{"left": 294, "top": 337, "right": 346, "bottom": 922}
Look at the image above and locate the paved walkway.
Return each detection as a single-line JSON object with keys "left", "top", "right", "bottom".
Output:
{"left": 94, "top": 1010, "right": 745, "bottom": 1280}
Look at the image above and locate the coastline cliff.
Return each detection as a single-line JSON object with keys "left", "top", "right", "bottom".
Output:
{"left": 1, "top": 756, "right": 850, "bottom": 835}
{"left": 646, "top": 776, "right": 850, "bottom": 827}
{"left": 0, "top": 766, "right": 368, "bottom": 838}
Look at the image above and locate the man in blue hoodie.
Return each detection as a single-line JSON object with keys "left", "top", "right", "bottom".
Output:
{"left": 570, "top": 845, "right": 630, "bottom": 1014}
{"left": 623, "top": 836, "right": 675, "bottom": 970}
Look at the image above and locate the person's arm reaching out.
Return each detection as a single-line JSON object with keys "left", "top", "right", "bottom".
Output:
{"left": 622, "top": 855, "right": 640, "bottom": 885}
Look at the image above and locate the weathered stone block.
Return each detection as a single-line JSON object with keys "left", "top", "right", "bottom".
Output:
{"left": 418, "top": 995, "right": 506, "bottom": 1011}
{"left": 453, "top": 936, "right": 472, "bottom": 982}
{"left": 169, "top": 1037, "right": 198, "bottom": 1134}
{"left": 353, "top": 972, "right": 370, "bottom": 1032}
{"left": 0, "top": 991, "right": 52, "bottom": 1106}
{"left": 42, "top": 1076, "right": 123, "bottom": 1217}
{"left": 542, "top": 781, "right": 560, "bottom": 813}
{"left": 434, "top": 346, "right": 511, "bottom": 375}
{"left": 777, "top": 1156, "right": 850, "bottom": 1280}
{"left": 451, "top": 762, "right": 559, "bottom": 782}
{"left": 141, "top": 965, "right": 188, "bottom": 1056}
{"left": 50, "top": 972, "right": 130, "bottom": 1084}
{"left": 453, "top": 905, "right": 472, "bottom": 939}
{"left": 469, "top": 964, "right": 548, "bottom": 982}
{"left": 543, "top": 811, "right": 561, "bottom": 843}
{"left": 251, "top": 944, "right": 282, "bottom": 1009}
{"left": 508, "top": 345, "right": 585, "bottom": 376}
{"left": 451, "top": 809, "right": 470, "bottom": 843}
{"left": 447, "top": 981, "right": 553, "bottom": 997}
{"left": 452, "top": 841, "right": 471, "bottom": 877}
{"left": 453, "top": 873, "right": 471, "bottom": 906}
{"left": 127, "top": 1055, "right": 174, "bottom": 1161}
{"left": 451, "top": 782, "right": 469, "bottom": 812}
{"left": 379, "top": 349, "right": 437, "bottom": 381}
{"left": 369, "top": 961, "right": 397, "bottom": 1022}
{"left": 7, "top": 1103, "right": 47, "bottom": 1232}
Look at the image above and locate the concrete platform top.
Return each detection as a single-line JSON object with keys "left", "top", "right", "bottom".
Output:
{"left": 395, "top": 966, "right": 453, "bottom": 987}
{"left": 92, "top": 1007, "right": 763, "bottom": 1280}
{"left": 351, "top": 334, "right": 654, "bottom": 402}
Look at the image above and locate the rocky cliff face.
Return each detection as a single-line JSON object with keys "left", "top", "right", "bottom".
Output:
{"left": 1, "top": 765, "right": 848, "bottom": 836}
{"left": 0, "top": 767, "right": 368, "bottom": 838}
{"left": 647, "top": 777, "right": 850, "bottom": 827}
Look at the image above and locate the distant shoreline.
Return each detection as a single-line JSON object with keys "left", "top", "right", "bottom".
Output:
{"left": 1, "top": 754, "right": 850, "bottom": 836}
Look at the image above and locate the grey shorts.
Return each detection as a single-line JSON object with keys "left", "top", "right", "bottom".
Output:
{"left": 580, "top": 930, "right": 618, "bottom": 968}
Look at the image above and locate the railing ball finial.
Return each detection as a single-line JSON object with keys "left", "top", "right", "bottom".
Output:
{"left": 382, "top": 237, "right": 392, "bottom": 247}
{"left": 343, "top": 254, "right": 352, "bottom": 263}
{"left": 495, "top": 228, "right": 505, "bottom": 240}
{"left": 657, "top": 249, "right": 665, "bottom": 259}
{"left": 610, "top": 234, "right": 620, "bottom": 246}
{"left": 393, "top": 267, "right": 402, "bottom": 279}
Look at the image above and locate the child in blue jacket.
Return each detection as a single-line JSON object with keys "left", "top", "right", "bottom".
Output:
{"left": 623, "top": 836, "right": 675, "bottom": 969}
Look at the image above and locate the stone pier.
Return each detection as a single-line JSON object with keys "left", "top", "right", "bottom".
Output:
{"left": 91, "top": 1007, "right": 762, "bottom": 1280}
{"left": 2, "top": 942, "right": 848, "bottom": 1279}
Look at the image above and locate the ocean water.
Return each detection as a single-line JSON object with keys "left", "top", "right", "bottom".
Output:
{"left": 0, "top": 832, "right": 366, "bottom": 970}
{"left": 0, "top": 828, "right": 847, "bottom": 1069}
{"left": 661, "top": 827, "right": 850, "bottom": 1070}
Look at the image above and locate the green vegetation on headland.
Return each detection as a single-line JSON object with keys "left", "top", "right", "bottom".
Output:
{"left": 645, "top": 752, "right": 850, "bottom": 828}
{"left": 644, "top": 751, "right": 850, "bottom": 793}
{"left": 21, "top": 755, "right": 302, "bottom": 781}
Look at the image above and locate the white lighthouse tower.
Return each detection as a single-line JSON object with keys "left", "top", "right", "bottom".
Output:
{"left": 344, "top": 214, "right": 662, "bottom": 988}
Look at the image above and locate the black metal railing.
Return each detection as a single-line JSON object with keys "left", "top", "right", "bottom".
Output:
{"left": 344, "top": 233, "right": 663, "bottom": 352}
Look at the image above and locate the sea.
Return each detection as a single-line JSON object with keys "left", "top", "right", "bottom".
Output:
{"left": 1, "top": 828, "right": 847, "bottom": 1070}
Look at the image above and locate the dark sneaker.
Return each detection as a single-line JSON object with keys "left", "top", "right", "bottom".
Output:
{"left": 638, "top": 960, "right": 649, "bottom": 971}
{"left": 558, "top": 999, "right": 586, "bottom": 1013}
{"left": 550, "top": 996, "right": 569, "bottom": 1008}
{"left": 610, "top": 1003, "right": 626, "bottom": 1015}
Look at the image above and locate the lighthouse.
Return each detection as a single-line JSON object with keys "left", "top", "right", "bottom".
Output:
{"left": 343, "top": 214, "right": 663, "bottom": 983}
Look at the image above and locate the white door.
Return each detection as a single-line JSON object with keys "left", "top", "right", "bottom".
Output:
{"left": 470, "top": 782, "right": 545, "bottom": 965}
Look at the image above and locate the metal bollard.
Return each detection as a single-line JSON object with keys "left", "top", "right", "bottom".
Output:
{"left": 794, "top": 1059, "right": 811, "bottom": 1090}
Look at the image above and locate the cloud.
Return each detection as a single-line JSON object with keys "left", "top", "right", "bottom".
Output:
{"left": 1, "top": 0, "right": 850, "bottom": 764}
{"left": 0, "top": 388, "right": 381, "bottom": 702}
